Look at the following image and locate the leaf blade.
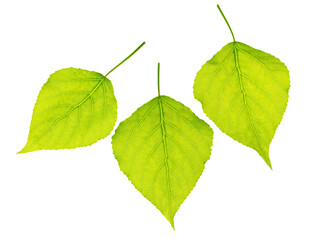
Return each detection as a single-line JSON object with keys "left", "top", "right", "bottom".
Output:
{"left": 112, "top": 96, "right": 213, "bottom": 228}
{"left": 194, "top": 42, "right": 290, "bottom": 167}
{"left": 19, "top": 67, "right": 117, "bottom": 153}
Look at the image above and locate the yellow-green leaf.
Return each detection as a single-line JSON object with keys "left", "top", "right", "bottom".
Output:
{"left": 193, "top": 5, "right": 290, "bottom": 168}
{"left": 112, "top": 64, "right": 213, "bottom": 228}
{"left": 19, "top": 68, "right": 117, "bottom": 153}
{"left": 19, "top": 42, "right": 145, "bottom": 153}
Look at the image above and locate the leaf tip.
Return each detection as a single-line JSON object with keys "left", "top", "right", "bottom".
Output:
{"left": 17, "top": 147, "right": 27, "bottom": 154}
{"left": 165, "top": 211, "right": 176, "bottom": 230}
{"left": 169, "top": 219, "right": 175, "bottom": 230}
{"left": 267, "top": 162, "right": 273, "bottom": 170}
{"left": 17, "top": 142, "right": 34, "bottom": 154}
{"left": 263, "top": 155, "right": 273, "bottom": 170}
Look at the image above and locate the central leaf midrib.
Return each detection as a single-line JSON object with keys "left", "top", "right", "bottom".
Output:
{"left": 157, "top": 96, "right": 172, "bottom": 219}
{"left": 233, "top": 43, "right": 263, "bottom": 153}
{"left": 25, "top": 76, "right": 106, "bottom": 151}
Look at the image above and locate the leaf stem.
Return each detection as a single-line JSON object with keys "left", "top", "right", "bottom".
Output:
{"left": 104, "top": 41, "right": 146, "bottom": 77}
{"left": 157, "top": 62, "right": 161, "bottom": 96}
{"left": 217, "top": 4, "right": 236, "bottom": 42}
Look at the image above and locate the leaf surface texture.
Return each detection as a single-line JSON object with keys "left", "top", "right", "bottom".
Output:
{"left": 20, "top": 68, "right": 117, "bottom": 153}
{"left": 194, "top": 42, "right": 290, "bottom": 167}
{"left": 112, "top": 95, "right": 213, "bottom": 228}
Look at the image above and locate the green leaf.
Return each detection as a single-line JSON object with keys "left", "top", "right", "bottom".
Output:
{"left": 194, "top": 5, "right": 290, "bottom": 168}
{"left": 112, "top": 64, "right": 213, "bottom": 229}
{"left": 19, "top": 42, "right": 145, "bottom": 153}
{"left": 19, "top": 68, "right": 117, "bottom": 153}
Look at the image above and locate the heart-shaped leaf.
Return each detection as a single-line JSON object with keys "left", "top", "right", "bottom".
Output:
{"left": 112, "top": 64, "right": 213, "bottom": 228}
{"left": 19, "top": 42, "right": 145, "bottom": 153}
{"left": 194, "top": 5, "right": 290, "bottom": 168}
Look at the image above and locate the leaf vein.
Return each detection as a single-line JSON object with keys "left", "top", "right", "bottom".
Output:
{"left": 165, "top": 134, "right": 196, "bottom": 180}
{"left": 158, "top": 97, "right": 172, "bottom": 220}
{"left": 227, "top": 90, "right": 242, "bottom": 131}
{"left": 236, "top": 46, "right": 287, "bottom": 91}
{"left": 202, "top": 48, "right": 234, "bottom": 101}
{"left": 164, "top": 120, "right": 203, "bottom": 158}
{"left": 217, "top": 68, "right": 237, "bottom": 112}
{"left": 161, "top": 99, "right": 211, "bottom": 146}
{"left": 128, "top": 124, "right": 161, "bottom": 176}
{"left": 139, "top": 140, "right": 164, "bottom": 191}
{"left": 242, "top": 73, "right": 283, "bottom": 115}
{"left": 120, "top": 101, "right": 158, "bottom": 154}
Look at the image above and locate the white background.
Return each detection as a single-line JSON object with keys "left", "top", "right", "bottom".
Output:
{"left": 0, "top": 0, "right": 326, "bottom": 239}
